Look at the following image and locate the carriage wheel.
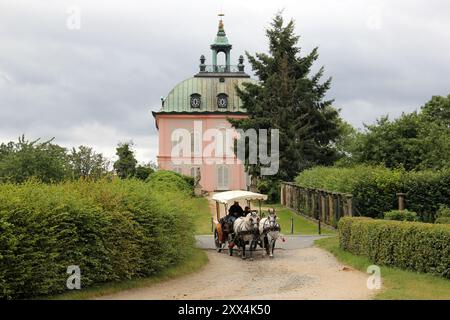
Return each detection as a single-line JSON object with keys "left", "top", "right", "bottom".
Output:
{"left": 214, "top": 229, "right": 222, "bottom": 253}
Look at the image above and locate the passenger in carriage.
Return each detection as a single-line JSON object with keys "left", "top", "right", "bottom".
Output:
{"left": 243, "top": 206, "right": 251, "bottom": 217}
{"left": 229, "top": 201, "right": 244, "bottom": 217}
{"left": 223, "top": 201, "right": 243, "bottom": 225}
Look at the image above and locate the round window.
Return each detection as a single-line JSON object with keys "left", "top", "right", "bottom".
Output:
{"left": 217, "top": 94, "right": 228, "bottom": 108}
{"left": 190, "top": 94, "right": 201, "bottom": 108}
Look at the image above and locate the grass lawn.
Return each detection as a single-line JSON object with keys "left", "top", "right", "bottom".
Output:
{"left": 191, "top": 196, "right": 213, "bottom": 235}
{"left": 315, "top": 236, "right": 450, "bottom": 300}
{"left": 269, "top": 204, "right": 336, "bottom": 235}
{"left": 46, "top": 248, "right": 208, "bottom": 300}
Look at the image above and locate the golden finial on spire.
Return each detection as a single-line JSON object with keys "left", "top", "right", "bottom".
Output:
{"left": 218, "top": 13, "right": 225, "bottom": 31}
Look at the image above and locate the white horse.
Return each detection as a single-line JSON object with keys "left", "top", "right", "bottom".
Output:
{"left": 259, "top": 208, "right": 280, "bottom": 258}
{"left": 233, "top": 211, "right": 260, "bottom": 260}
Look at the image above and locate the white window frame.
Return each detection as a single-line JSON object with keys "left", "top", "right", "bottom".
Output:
{"left": 217, "top": 165, "right": 229, "bottom": 190}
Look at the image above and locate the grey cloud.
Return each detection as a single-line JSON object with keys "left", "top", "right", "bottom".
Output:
{"left": 0, "top": 0, "right": 449, "bottom": 163}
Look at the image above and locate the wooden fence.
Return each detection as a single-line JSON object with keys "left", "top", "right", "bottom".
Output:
{"left": 280, "top": 182, "right": 353, "bottom": 227}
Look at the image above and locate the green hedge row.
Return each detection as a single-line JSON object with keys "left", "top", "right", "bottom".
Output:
{"left": 295, "top": 165, "right": 450, "bottom": 221}
{"left": 0, "top": 171, "right": 195, "bottom": 299}
{"left": 339, "top": 217, "right": 450, "bottom": 278}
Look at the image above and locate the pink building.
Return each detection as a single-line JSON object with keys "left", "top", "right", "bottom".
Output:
{"left": 153, "top": 19, "right": 256, "bottom": 192}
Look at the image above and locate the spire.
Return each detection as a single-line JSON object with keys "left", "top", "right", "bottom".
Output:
{"left": 217, "top": 15, "right": 225, "bottom": 36}
{"left": 214, "top": 13, "right": 229, "bottom": 46}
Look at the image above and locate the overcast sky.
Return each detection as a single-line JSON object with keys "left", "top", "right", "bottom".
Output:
{"left": 1, "top": 0, "right": 449, "bottom": 163}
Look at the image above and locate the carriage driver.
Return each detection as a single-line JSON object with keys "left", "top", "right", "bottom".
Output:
{"left": 229, "top": 201, "right": 244, "bottom": 218}
{"left": 222, "top": 201, "right": 244, "bottom": 225}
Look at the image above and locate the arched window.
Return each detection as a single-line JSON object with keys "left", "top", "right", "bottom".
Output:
{"left": 217, "top": 165, "right": 229, "bottom": 190}
{"left": 171, "top": 134, "right": 183, "bottom": 157}
{"left": 190, "top": 93, "right": 201, "bottom": 108}
{"left": 217, "top": 52, "right": 226, "bottom": 66}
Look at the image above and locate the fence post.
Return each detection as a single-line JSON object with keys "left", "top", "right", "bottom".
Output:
{"left": 336, "top": 194, "right": 342, "bottom": 222}
{"left": 318, "top": 215, "right": 321, "bottom": 235}
{"left": 290, "top": 217, "right": 294, "bottom": 234}
{"left": 346, "top": 194, "right": 353, "bottom": 216}
{"left": 397, "top": 193, "right": 406, "bottom": 211}
{"left": 320, "top": 191, "right": 326, "bottom": 224}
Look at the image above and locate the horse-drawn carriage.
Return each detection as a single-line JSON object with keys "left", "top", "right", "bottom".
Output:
{"left": 212, "top": 190, "right": 281, "bottom": 259}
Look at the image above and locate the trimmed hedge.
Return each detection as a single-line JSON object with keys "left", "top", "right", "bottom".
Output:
{"left": 339, "top": 217, "right": 450, "bottom": 278}
{"left": 295, "top": 165, "right": 450, "bottom": 221}
{"left": 384, "top": 210, "right": 417, "bottom": 221}
{"left": 0, "top": 171, "right": 196, "bottom": 299}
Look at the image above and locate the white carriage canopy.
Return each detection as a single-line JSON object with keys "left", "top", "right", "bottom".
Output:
{"left": 212, "top": 190, "right": 268, "bottom": 204}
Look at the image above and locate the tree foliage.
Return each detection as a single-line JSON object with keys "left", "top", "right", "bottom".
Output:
{"left": 0, "top": 135, "right": 69, "bottom": 183}
{"left": 68, "top": 145, "right": 110, "bottom": 180}
{"left": 346, "top": 94, "right": 450, "bottom": 170}
{"left": 135, "top": 164, "right": 155, "bottom": 181}
{"left": 113, "top": 142, "right": 138, "bottom": 179}
{"left": 229, "top": 13, "right": 342, "bottom": 182}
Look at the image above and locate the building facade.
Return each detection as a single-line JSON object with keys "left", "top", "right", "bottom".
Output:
{"left": 153, "top": 19, "right": 255, "bottom": 192}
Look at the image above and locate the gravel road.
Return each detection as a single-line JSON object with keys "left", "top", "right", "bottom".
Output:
{"left": 99, "top": 235, "right": 375, "bottom": 300}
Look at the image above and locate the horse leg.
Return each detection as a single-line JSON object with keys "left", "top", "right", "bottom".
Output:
{"left": 264, "top": 236, "right": 270, "bottom": 256}
{"left": 262, "top": 236, "right": 266, "bottom": 257}
{"left": 241, "top": 240, "right": 246, "bottom": 260}
{"left": 270, "top": 239, "right": 276, "bottom": 258}
{"left": 250, "top": 239, "right": 258, "bottom": 261}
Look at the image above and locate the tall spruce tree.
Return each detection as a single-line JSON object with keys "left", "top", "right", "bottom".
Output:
{"left": 113, "top": 142, "right": 137, "bottom": 179}
{"left": 229, "top": 13, "right": 342, "bottom": 182}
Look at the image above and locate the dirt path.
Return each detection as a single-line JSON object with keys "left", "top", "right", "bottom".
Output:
{"left": 99, "top": 242, "right": 375, "bottom": 300}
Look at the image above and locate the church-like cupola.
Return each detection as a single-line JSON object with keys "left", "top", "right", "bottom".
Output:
{"left": 196, "top": 15, "right": 248, "bottom": 77}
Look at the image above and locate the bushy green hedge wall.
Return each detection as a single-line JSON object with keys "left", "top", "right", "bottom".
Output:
{"left": 295, "top": 165, "right": 450, "bottom": 221}
{"left": 338, "top": 217, "right": 450, "bottom": 278}
{"left": 435, "top": 205, "right": 450, "bottom": 224}
{"left": 0, "top": 171, "right": 195, "bottom": 299}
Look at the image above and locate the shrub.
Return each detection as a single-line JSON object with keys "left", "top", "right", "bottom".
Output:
{"left": 0, "top": 172, "right": 196, "bottom": 299}
{"left": 146, "top": 170, "right": 194, "bottom": 196}
{"left": 435, "top": 205, "right": 450, "bottom": 224}
{"left": 402, "top": 170, "right": 450, "bottom": 222}
{"left": 339, "top": 217, "right": 450, "bottom": 278}
{"left": 384, "top": 210, "right": 417, "bottom": 221}
{"left": 257, "top": 179, "right": 280, "bottom": 203}
{"left": 436, "top": 217, "right": 450, "bottom": 224}
{"left": 295, "top": 165, "right": 450, "bottom": 221}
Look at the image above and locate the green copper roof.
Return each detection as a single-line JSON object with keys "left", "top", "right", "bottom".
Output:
{"left": 160, "top": 76, "right": 257, "bottom": 113}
